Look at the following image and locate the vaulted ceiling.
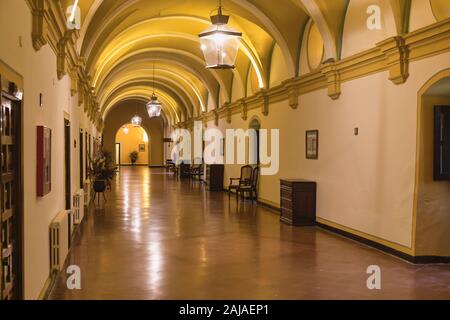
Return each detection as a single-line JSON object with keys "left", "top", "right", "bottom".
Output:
{"left": 61, "top": 0, "right": 398, "bottom": 125}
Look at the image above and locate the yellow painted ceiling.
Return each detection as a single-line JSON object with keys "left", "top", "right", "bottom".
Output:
{"left": 64, "top": 0, "right": 432, "bottom": 125}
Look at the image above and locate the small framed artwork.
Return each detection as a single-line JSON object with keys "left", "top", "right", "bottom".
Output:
{"left": 37, "top": 126, "right": 52, "bottom": 196}
{"left": 306, "top": 130, "right": 319, "bottom": 160}
{"left": 139, "top": 144, "right": 145, "bottom": 152}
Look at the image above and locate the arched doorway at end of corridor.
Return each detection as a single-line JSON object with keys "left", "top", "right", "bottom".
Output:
{"left": 115, "top": 124, "right": 150, "bottom": 166}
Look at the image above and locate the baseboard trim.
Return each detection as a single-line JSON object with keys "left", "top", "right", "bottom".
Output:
{"left": 316, "top": 222, "right": 450, "bottom": 264}
{"left": 257, "top": 199, "right": 281, "bottom": 213}
{"left": 221, "top": 189, "right": 449, "bottom": 265}
{"left": 413, "top": 256, "right": 450, "bottom": 264}
{"left": 38, "top": 273, "right": 57, "bottom": 300}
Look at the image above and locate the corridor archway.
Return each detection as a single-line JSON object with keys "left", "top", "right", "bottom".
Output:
{"left": 414, "top": 69, "right": 450, "bottom": 258}
{"left": 103, "top": 101, "right": 165, "bottom": 167}
{"left": 115, "top": 124, "right": 150, "bottom": 166}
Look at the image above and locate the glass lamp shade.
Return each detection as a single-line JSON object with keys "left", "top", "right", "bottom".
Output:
{"left": 131, "top": 115, "right": 142, "bottom": 127}
{"left": 199, "top": 14, "right": 241, "bottom": 69}
{"left": 146, "top": 94, "right": 162, "bottom": 118}
{"left": 122, "top": 126, "right": 129, "bottom": 135}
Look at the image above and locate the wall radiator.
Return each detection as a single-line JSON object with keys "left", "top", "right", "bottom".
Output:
{"left": 49, "top": 211, "right": 70, "bottom": 272}
{"left": 72, "top": 190, "right": 84, "bottom": 225}
{"left": 83, "top": 180, "right": 91, "bottom": 206}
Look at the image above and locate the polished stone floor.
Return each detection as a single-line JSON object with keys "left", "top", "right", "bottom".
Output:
{"left": 49, "top": 167, "right": 450, "bottom": 300}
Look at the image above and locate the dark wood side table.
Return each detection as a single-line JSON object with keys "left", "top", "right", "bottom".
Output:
{"left": 179, "top": 163, "right": 191, "bottom": 179}
{"left": 206, "top": 164, "right": 225, "bottom": 191}
{"left": 280, "top": 179, "right": 317, "bottom": 226}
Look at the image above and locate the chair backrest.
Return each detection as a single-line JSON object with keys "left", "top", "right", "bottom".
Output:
{"left": 240, "top": 165, "right": 253, "bottom": 182}
{"left": 251, "top": 166, "right": 260, "bottom": 188}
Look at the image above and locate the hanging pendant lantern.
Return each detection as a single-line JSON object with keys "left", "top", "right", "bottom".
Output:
{"left": 199, "top": 1, "right": 242, "bottom": 69}
{"left": 122, "top": 126, "right": 129, "bottom": 135}
{"left": 147, "top": 63, "right": 162, "bottom": 118}
{"left": 131, "top": 115, "right": 142, "bottom": 127}
{"left": 146, "top": 93, "right": 162, "bottom": 118}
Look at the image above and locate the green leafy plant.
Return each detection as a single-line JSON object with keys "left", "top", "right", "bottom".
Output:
{"left": 89, "top": 150, "right": 118, "bottom": 181}
{"left": 130, "top": 151, "right": 139, "bottom": 165}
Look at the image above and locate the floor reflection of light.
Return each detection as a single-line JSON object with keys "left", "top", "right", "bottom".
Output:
{"left": 147, "top": 239, "right": 163, "bottom": 292}
{"left": 200, "top": 241, "right": 208, "bottom": 264}
{"left": 142, "top": 169, "right": 150, "bottom": 207}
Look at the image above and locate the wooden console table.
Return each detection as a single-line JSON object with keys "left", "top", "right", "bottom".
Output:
{"left": 280, "top": 179, "right": 317, "bottom": 226}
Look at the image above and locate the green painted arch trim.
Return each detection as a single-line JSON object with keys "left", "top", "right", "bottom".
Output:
{"left": 266, "top": 41, "right": 276, "bottom": 87}
{"left": 336, "top": 0, "right": 351, "bottom": 60}
{"left": 244, "top": 62, "right": 252, "bottom": 98}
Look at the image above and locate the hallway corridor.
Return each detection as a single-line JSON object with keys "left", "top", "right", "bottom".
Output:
{"left": 48, "top": 168, "right": 450, "bottom": 300}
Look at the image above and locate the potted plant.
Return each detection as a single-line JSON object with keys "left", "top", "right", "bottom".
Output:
{"left": 130, "top": 151, "right": 139, "bottom": 166}
{"left": 89, "top": 150, "right": 118, "bottom": 192}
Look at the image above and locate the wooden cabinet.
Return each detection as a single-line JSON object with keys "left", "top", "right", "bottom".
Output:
{"left": 206, "top": 165, "right": 224, "bottom": 191}
{"left": 280, "top": 179, "right": 317, "bottom": 226}
{"left": 179, "top": 163, "right": 191, "bottom": 179}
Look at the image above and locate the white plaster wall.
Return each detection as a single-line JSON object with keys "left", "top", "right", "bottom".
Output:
{"left": 205, "top": 52, "right": 450, "bottom": 249}
{"left": 409, "top": 0, "right": 436, "bottom": 32}
{"left": 269, "top": 44, "right": 289, "bottom": 88}
{"left": 0, "top": 0, "right": 98, "bottom": 299}
{"left": 342, "top": 0, "right": 397, "bottom": 58}
{"left": 231, "top": 72, "right": 244, "bottom": 102}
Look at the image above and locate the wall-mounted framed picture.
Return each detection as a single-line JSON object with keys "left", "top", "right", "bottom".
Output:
{"left": 139, "top": 144, "right": 145, "bottom": 152}
{"left": 306, "top": 130, "right": 319, "bottom": 160}
{"left": 37, "top": 126, "right": 52, "bottom": 197}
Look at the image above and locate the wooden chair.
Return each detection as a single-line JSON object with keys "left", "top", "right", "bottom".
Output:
{"left": 189, "top": 158, "right": 203, "bottom": 182}
{"left": 192, "top": 164, "right": 205, "bottom": 182}
{"left": 237, "top": 166, "right": 260, "bottom": 203}
{"left": 189, "top": 164, "right": 203, "bottom": 182}
{"left": 228, "top": 165, "right": 253, "bottom": 199}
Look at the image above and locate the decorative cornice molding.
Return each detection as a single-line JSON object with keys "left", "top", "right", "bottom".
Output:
{"left": 376, "top": 36, "right": 409, "bottom": 85}
{"left": 26, "top": 0, "right": 101, "bottom": 130}
{"left": 284, "top": 80, "right": 299, "bottom": 109}
{"left": 177, "top": 19, "right": 450, "bottom": 128}
{"left": 30, "top": 0, "right": 47, "bottom": 51}
{"left": 240, "top": 99, "right": 248, "bottom": 120}
{"left": 321, "top": 62, "right": 341, "bottom": 100}
{"left": 226, "top": 104, "right": 232, "bottom": 124}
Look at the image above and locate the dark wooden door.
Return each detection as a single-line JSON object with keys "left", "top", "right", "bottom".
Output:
{"left": 79, "top": 129, "right": 84, "bottom": 188}
{"left": 0, "top": 84, "right": 23, "bottom": 300}
{"left": 65, "top": 119, "right": 71, "bottom": 210}
{"left": 435, "top": 106, "right": 450, "bottom": 180}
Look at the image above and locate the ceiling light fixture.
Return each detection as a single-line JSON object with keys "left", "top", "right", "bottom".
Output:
{"left": 147, "top": 63, "right": 162, "bottom": 118}
{"left": 131, "top": 115, "right": 142, "bottom": 127}
{"left": 199, "top": 0, "right": 242, "bottom": 69}
{"left": 131, "top": 101, "right": 143, "bottom": 127}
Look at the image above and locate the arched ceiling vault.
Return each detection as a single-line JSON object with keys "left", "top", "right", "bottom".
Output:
{"left": 109, "top": 98, "right": 170, "bottom": 126}
{"left": 99, "top": 70, "right": 205, "bottom": 117}
{"left": 101, "top": 78, "right": 194, "bottom": 120}
{"left": 105, "top": 89, "right": 179, "bottom": 125}
{"left": 66, "top": 0, "right": 398, "bottom": 124}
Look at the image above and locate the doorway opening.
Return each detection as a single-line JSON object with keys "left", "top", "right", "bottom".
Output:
{"left": 115, "top": 124, "right": 150, "bottom": 166}
{"left": 64, "top": 118, "right": 71, "bottom": 210}
{"left": 414, "top": 70, "right": 450, "bottom": 259}
{"left": 115, "top": 143, "right": 121, "bottom": 166}
{"left": 0, "top": 77, "right": 23, "bottom": 300}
